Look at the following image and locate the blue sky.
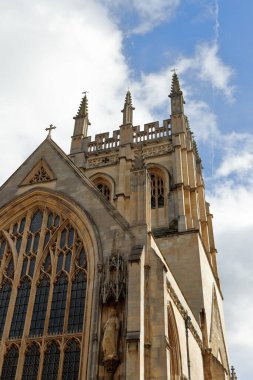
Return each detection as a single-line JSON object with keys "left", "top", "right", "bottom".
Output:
{"left": 0, "top": 1, "right": 252, "bottom": 378}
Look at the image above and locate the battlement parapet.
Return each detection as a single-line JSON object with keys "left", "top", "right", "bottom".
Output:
{"left": 84, "top": 119, "right": 171, "bottom": 154}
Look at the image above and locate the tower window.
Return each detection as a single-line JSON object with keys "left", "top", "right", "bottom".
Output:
{"left": 96, "top": 183, "right": 111, "bottom": 201}
{"left": 150, "top": 173, "right": 165, "bottom": 209}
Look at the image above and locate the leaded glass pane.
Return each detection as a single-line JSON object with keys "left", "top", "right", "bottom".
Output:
{"left": 62, "top": 340, "right": 80, "bottom": 380}
{"left": 33, "top": 233, "right": 40, "bottom": 253}
{"left": 22, "top": 344, "right": 40, "bottom": 380}
{"left": 16, "top": 236, "right": 22, "bottom": 254}
{"left": 9, "top": 278, "right": 31, "bottom": 338}
{"left": 28, "top": 257, "right": 36, "bottom": 278}
{"left": 60, "top": 229, "right": 67, "bottom": 249}
{"left": 6, "top": 258, "right": 14, "bottom": 278}
{"left": 41, "top": 342, "right": 60, "bottom": 380}
{"left": 1, "top": 345, "right": 19, "bottom": 380}
{"left": 0, "top": 238, "right": 6, "bottom": 260}
{"left": 57, "top": 253, "right": 64, "bottom": 273}
{"left": 68, "top": 228, "right": 74, "bottom": 247}
{"left": 0, "top": 282, "right": 12, "bottom": 337}
{"left": 77, "top": 248, "right": 86, "bottom": 268}
{"left": 48, "top": 273, "right": 68, "bottom": 335}
{"left": 68, "top": 271, "right": 86, "bottom": 333}
{"left": 65, "top": 251, "right": 71, "bottom": 272}
{"left": 21, "top": 258, "right": 28, "bottom": 277}
{"left": 30, "top": 211, "right": 43, "bottom": 233}
{"left": 30, "top": 277, "right": 50, "bottom": 337}
{"left": 19, "top": 217, "right": 26, "bottom": 233}
{"left": 26, "top": 234, "right": 32, "bottom": 254}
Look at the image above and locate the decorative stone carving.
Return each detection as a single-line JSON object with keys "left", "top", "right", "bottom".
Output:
{"left": 19, "top": 159, "right": 56, "bottom": 186}
{"left": 100, "top": 232, "right": 126, "bottom": 304}
{"left": 102, "top": 309, "right": 120, "bottom": 373}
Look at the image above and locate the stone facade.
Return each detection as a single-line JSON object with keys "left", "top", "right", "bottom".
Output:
{"left": 0, "top": 74, "right": 234, "bottom": 379}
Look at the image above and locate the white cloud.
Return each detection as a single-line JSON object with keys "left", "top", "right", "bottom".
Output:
{"left": 215, "top": 153, "right": 253, "bottom": 177}
{"left": 101, "top": 0, "right": 181, "bottom": 34}
{"left": 0, "top": 0, "right": 131, "bottom": 184}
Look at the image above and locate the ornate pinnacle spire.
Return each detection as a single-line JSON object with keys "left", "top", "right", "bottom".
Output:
{"left": 121, "top": 90, "right": 135, "bottom": 125}
{"left": 231, "top": 366, "right": 238, "bottom": 380}
{"left": 75, "top": 92, "right": 90, "bottom": 123}
{"left": 169, "top": 72, "right": 183, "bottom": 98}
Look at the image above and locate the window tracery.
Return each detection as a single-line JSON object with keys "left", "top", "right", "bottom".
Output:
{"left": 150, "top": 172, "right": 165, "bottom": 209}
{"left": 96, "top": 183, "right": 111, "bottom": 201}
{"left": 0, "top": 206, "right": 89, "bottom": 378}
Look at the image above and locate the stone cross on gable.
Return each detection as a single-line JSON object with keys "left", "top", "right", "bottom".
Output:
{"left": 45, "top": 124, "right": 56, "bottom": 138}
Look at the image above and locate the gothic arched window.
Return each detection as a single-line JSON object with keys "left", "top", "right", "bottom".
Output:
{"left": 29, "top": 276, "right": 50, "bottom": 336}
{"left": 150, "top": 172, "right": 165, "bottom": 209}
{"left": 0, "top": 205, "right": 89, "bottom": 378}
{"left": 9, "top": 277, "right": 31, "bottom": 339}
{"left": 42, "top": 341, "right": 60, "bottom": 379}
{"left": 1, "top": 345, "right": 19, "bottom": 380}
{"left": 22, "top": 343, "right": 40, "bottom": 379}
{"left": 62, "top": 339, "right": 81, "bottom": 380}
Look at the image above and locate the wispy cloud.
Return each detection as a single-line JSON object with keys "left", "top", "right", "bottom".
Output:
{"left": 101, "top": 0, "right": 181, "bottom": 34}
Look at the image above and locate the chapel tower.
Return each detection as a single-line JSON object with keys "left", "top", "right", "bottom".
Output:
{"left": 0, "top": 74, "right": 235, "bottom": 379}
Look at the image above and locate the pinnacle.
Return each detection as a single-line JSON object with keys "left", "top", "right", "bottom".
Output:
{"left": 231, "top": 366, "right": 238, "bottom": 380}
{"left": 124, "top": 90, "right": 133, "bottom": 106}
{"left": 76, "top": 93, "right": 89, "bottom": 118}
{"left": 169, "top": 72, "right": 183, "bottom": 97}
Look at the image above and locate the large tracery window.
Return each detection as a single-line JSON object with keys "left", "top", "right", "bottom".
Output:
{"left": 0, "top": 207, "right": 89, "bottom": 379}
{"left": 150, "top": 172, "right": 165, "bottom": 209}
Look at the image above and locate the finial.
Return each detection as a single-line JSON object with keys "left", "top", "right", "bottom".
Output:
{"left": 169, "top": 70, "right": 182, "bottom": 97}
{"left": 231, "top": 366, "right": 238, "bottom": 380}
{"left": 121, "top": 89, "right": 135, "bottom": 125}
{"left": 76, "top": 91, "right": 90, "bottom": 122}
{"left": 45, "top": 124, "right": 56, "bottom": 139}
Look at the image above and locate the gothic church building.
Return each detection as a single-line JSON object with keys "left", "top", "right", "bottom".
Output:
{"left": 0, "top": 74, "right": 235, "bottom": 379}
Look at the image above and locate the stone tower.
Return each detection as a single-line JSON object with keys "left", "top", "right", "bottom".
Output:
{"left": 0, "top": 74, "right": 234, "bottom": 379}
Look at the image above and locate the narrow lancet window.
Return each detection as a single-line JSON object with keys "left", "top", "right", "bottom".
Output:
{"left": 0, "top": 281, "right": 12, "bottom": 337}
{"left": 62, "top": 340, "right": 81, "bottom": 380}
{"left": 150, "top": 173, "right": 165, "bottom": 209}
{"left": 9, "top": 278, "right": 31, "bottom": 338}
{"left": 68, "top": 271, "right": 86, "bottom": 333}
{"left": 21, "top": 343, "right": 40, "bottom": 380}
{"left": 41, "top": 342, "right": 60, "bottom": 379}
{"left": 48, "top": 273, "right": 68, "bottom": 335}
{"left": 1, "top": 345, "right": 19, "bottom": 380}
{"left": 30, "top": 276, "right": 50, "bottom": 336}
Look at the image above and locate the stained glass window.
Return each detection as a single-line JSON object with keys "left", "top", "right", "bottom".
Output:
{"left": 0, "top": 237, "right": 6, "bottom": 260}
{"left": 0, "top": 282, "right": 12, "bottom": 337}
{"left": 41, "top": 342, "right": 60, "bottom": 380}
{"left": 48, "top": 273, "right": 68, "bottom": 335}
{"left": 21, "top": 343, "right": 40, "bottom": 380}
{"left": 1, "top": 345, "right": 19, "bottom": 380}
{"left": 9, "top": 278, "right": 31, "bottom": 338}
{"left": 62, "top": 340, "right": 80, "bottom": 380}
{"left": 68, "top": 271, "right": 86, "bottom": 333}
{"left": 30, "top": 277, "right": 50, "bottom": 337}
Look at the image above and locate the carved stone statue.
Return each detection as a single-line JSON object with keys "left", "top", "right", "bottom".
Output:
{"left": 102, "top": 309, "right": 120, "bottom": 362}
